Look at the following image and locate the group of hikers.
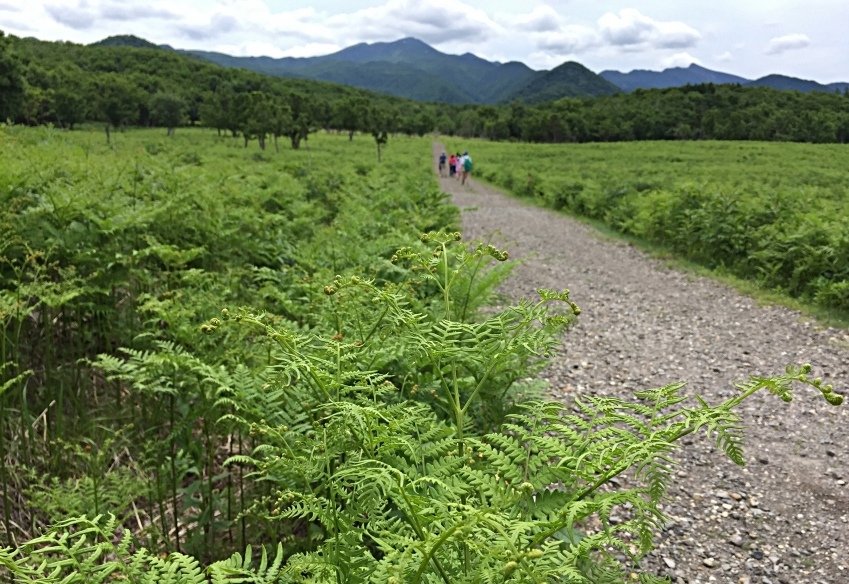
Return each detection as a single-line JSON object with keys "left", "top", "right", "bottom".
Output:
{"left": 438, "top": 151, "right": 473, "bottom": 185}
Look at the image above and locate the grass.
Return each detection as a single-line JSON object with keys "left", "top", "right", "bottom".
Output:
{"left": 450, "top": 138, "right": 849, "bottom": 329}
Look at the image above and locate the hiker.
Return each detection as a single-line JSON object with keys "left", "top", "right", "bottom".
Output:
{"left": 448, "top": 153, "right": 456, "bottom": 177}
{"left": 438, "top": 151, "right": 447, "bottom": 176}
{"left": 460, "top": 151, "right": 472, "bottom": 185}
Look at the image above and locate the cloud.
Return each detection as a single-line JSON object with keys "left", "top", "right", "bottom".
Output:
{"left": 327, "top": 0, "right": 500, "bottom": 46}
{"left": 716, "top": 51, "right": 733, "bottom": 62}
{"left": 662, "top": 52, "right": 700, "bottom": 68}
{"left": 99, "top": 3, "right": 177, "bottom": 21}
{"left": 0, "top": 17, "right": 32, "bottom": 32}
{"left": 279, "top": 42, "right": 341, "bottom": 59}
{"left": 766, "top": 33, "right": 810, "bottom": 55}
{"left": 179, "top": 13, "right": 239, "bottom": 41}
{"left": 45, "top": 1, "right": 97, "bottom": 29}
{"left": 515, "top": 5, "right": 562, "bottom": 33}
{"left": 536, "top": 25, "right": 600, "bottom": 54}
{"left": 598, "top": 9, "right": 700, "bottom": 50}
{"left": 44, "top": 0, "right": 177, "bottom": 30}
{"left": 0, "top": 2, "right": 20, "bottom": 11}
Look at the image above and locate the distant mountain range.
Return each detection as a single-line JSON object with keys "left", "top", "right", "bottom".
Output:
{"left": 93, "top": 35, "right": 848, "bottom": 104}
{"left": 177, "top": 37, "right": 622, "bottom": 104}
{"left": 600, "top": 63, "right": 849, "bottom": 94}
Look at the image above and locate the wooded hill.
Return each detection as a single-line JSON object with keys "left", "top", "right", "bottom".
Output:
{"left": 3, "top": 32, "right": 849, "bottom": 145}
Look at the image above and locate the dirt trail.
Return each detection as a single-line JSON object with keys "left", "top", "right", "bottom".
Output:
{"left": 433, "top": 143, "right": 849, "bottom": 584}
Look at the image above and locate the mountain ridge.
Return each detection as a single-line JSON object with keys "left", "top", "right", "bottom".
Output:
{"left": 601, "top": 63, "right": 848, "bottom": 94}
{"left": 92, "top": 35, "right": 849, "bottom": 103}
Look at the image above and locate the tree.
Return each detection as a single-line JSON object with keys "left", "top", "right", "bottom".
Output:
{"left": 149, "top": 92, "right": 185, "bottom": 136}
{"left": 95, "top": 74, "right": 143, "bottom": 142}
{"left": 53, "top": 74, "right": 89, "bottom": 129}
{"left": 0, "top": 31, "right": 25, "bottom": 121}
{"left": 268, "top": 98, "right": 293, "bottom": 153}
{"left": 334, "top": 96, "right": 368, "bottom": 140}
{"left": 284, "top": 92, "right": 312, "bottom": 150}
{"left": 367, "top": 105, "right": 390, "bottom": 162}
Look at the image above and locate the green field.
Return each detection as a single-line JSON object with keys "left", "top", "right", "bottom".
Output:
{"left": 0, "top": 127, "right": 844, "bottom": 582}
{"left": 459, "top": 139, "right": 849, "bottom": 314}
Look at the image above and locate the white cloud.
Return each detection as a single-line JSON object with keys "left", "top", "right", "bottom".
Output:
{"left": 99, "top": 2, "right": 176, "bottom": 21}
{"left": 662, "top": 52, "right": 700, "bottom": 68}
{"left": 45, "top": 1, "right": 97, "bottom": 29}
{"left": 326, "top": 0, "right": 501, "bottom": 45}
{"left": 515, "top": 5, "right": 562, "bottom": 33}
{"left": 0, "top": 2, "right": 21, "bottom": 11}
{"left": 279, "top": 42, "right": 341, "bottom": 59}
{"left": 536, "top": 25, "right": 600, "bottom": 54}
{"left": 43, "top": 0, "right": 185, "bottom": 31}
{"left": 766, "top": 33, "right": 810, "bottom": 55}
{"left": 598, "top": 8, "right": 700, "bottom": 50}
{"left": 716, "top": 50, "right": 733, "bottom": 62}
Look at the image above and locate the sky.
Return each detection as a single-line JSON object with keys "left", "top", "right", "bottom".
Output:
{"left": 1, "top": 0, "right": 847, "bottom": 83}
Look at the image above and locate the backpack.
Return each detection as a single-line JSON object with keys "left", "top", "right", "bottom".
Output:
{"left": 463, "top": 157, "right": 473, "bottom": 172}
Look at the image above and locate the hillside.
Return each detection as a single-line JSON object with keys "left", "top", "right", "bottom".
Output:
{"left": 176, "top": 36, "right": 614, "bottom": 104}
{"left": 603, "top": 63, "right": 848, "bottom": 94}
{"left": 509, "top": 61, "right": 620, "bottom": 104}
{"left": 601, "top": 64, "right": 747, "bottom": 91}
{"left": 747, "top": 74, "right": 849, "bottom": 93}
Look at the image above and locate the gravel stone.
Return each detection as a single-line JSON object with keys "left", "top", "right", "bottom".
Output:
{"left": 437, "top": 149, "right": 849, "bottom": 583}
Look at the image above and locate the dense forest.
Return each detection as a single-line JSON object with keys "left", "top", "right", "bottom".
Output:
{"left": 2, "top": 31, "right": 849, "bottom": 144}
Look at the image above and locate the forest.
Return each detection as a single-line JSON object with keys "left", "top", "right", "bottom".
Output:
{"left": 2, "top": 32, "right": 849, "bottom": 145}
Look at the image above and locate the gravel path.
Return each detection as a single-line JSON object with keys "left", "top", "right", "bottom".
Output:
{"left": 435, "top": 144, "right": 849, "bottom": 584}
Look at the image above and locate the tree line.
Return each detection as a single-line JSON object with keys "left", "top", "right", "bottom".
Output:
{"left": 0, "top": 32, "right": 434, "bottom": 149}
{"left": 3, "top": 31, "right": 849, "bottom": 145}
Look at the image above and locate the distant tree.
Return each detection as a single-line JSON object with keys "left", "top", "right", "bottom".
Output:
{"left": 284, "top": 92, "right": 312, "bottom": 150}
{"left": 269, "top": 99, "right": 293, "bottom": 152}
{"left": 367, "top": 105, "right": 390, "bottom": 162}
{"left": 200, "top": 87, "right": 240, "bottom": 136}
{"left": 53, "top": 75, "right": 88, "bottom": 129}
{"left": 20, "top": 85, "right": 55, "bottom": 125}
{"left": 95, "top": 74, "right": 143, "bottom": 142}
{"left": 335, "top": 96, "right": 369, "bottom": 140}
{"left": 149, "top": 92, "right": 185, "bottom": 136}
{"left": 0, "top": 31, "right": 25, "bottom": 121}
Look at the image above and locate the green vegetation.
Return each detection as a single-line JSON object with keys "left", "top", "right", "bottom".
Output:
{"left": 3, "top": 33, "right": 849, "bottom": 145}
{"left": 465, "top": 139, "right": 849, "bottom": 314}
{"left": 0, "top": 126, "right": 844, "bottom": 582}
{"left": 508, "top": 62, "right": 620, "bottom": 104}
{"left": 1, "top": 33, "right": 435, "bottom": 142}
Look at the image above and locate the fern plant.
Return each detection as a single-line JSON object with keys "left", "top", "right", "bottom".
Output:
{"left": 2, "top": 367, "right": 840, "bottom": 583}
{"left": 0, "top": 514, "right": 287, "bottom": 583}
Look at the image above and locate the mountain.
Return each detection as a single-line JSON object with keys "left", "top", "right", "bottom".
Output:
{"left": 601, "top": 64, "right": 747, "bottom": 92}
{"left": 96, "top": 35, "right": 845, "bottom": 104}
{"left": 509, "top": 62, "right": 620, "bottom": 104}
{"left": 90, "top": 34, "right": 161, "bottom": 50}
{"left": 602, "top": 63, "right": 848, "bottom": 94}
{"left": 481, "top": 61, "right": 539, "bottom": 103}
{"left": 747, "top": 74, "right": 849, "bottom": 94}
{"left": 168, "top": 37, "right": 612, "bottom": 104}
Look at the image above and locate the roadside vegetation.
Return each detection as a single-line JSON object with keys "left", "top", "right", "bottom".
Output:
{"left": 459, "top": 139, "right": 849, "bottom": 318}
{"left": 0, "top": 126, "right": 843, "bottom": 583}
{"left": 0, "top": 28, "right": 847, "bottom": 584}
